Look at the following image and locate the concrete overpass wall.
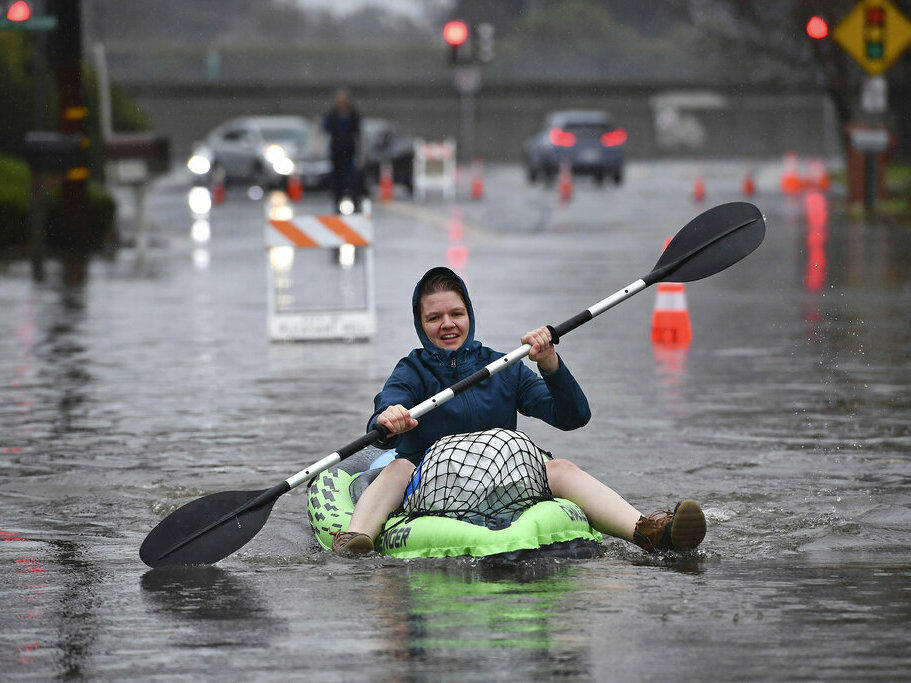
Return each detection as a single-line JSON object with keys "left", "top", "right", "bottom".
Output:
{"left": 120, "top": 81, "right": 840, "bottom": 162}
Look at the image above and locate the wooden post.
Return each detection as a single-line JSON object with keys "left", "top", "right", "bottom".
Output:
{"left": 48, "top": 0, "right": 90, "bottom": 253}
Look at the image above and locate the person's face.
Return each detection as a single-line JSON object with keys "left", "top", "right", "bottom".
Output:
{"left": 335, "top": 92, "right": 348, "bottom": 109}
{"left": 420, "top": 290, "right": 469, "bottom": 350}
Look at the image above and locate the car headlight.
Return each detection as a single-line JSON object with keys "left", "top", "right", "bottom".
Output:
{"left": 272, "top": 157, "right": 294, "bottom": 176}
{"left": 263, "top": 144, "right": 287, "bottom": 165}
{"left": 187, "top": 154, "right": 211, "bottom": 175}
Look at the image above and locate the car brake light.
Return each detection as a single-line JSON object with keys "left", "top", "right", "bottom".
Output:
{"left": 600, "top": 128, "right": 628, "bottom": 147}
{"left": 549, "top": 128, "right": 576, "bottom": 147}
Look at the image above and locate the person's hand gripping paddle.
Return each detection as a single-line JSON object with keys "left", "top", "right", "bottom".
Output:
{"left": 140, "top": 201, "right": 765, "bottom": 567}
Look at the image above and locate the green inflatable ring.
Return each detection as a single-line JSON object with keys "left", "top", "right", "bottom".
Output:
{"left": 307, "top": 447, "right": 603, "bottom": 559}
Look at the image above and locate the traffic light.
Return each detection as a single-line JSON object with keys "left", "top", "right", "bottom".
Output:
{"left": 806, "top": 16, "right": 828, "bottom": 39}
{"left": 476, "top": 22, "right": 495, "bottom": 63}
{"left": 864, "top": 4, "right": 885, "bottom": 60}
{"left": 6, "top": 0, "right": 30, "bottom": 21}
{"left": 443, "top": 20, "right": 469, "bottom": 65}
{"left": 1, "top": 1, "right": 56, "bottom": 30}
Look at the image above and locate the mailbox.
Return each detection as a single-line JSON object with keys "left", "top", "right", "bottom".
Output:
{"left": 105, "top": 134, "right": 171, "bottom": 184}
{"left": 22, "top": 131, "right": 87, "bottom": 171}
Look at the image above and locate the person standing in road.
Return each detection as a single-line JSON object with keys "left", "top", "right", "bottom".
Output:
{"left": 322, "top": 89, "right": 361, "bottom": 213}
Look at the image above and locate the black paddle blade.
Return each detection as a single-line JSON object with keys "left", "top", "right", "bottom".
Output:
{"left": 140, "top": 489, "right": 277, "bottom": 568}
{"left": 647, "top": 202, "right": 765, "bottom": 284}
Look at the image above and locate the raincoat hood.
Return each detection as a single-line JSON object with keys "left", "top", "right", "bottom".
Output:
{"left": 412, "top": 266, "right": 478, "bottom": 362}
{"left": 368, "top": 267, "right": 590, "bottom": 460}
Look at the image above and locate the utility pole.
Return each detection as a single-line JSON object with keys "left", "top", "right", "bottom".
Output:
{"left": 47, "top": 0, "right": 89, "bottom": 253}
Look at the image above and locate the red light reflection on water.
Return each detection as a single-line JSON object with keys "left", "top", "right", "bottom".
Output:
{"left": 652, "top": 344, "right": 688, "bottom": 388}
{"left": 15, "top": 557, "right": 43, "bottom": 573}
{"left": 446, "top": 210, "right": 470, "bottom": 273}
{"left": 804, "top": 192, "right": 828, "bottom": 292}
{"left": 447, "top": 245, "right": 470, "bottom": 270}
{"left": 17, "top": 642, "right": 41, "bottom": 665}
{"left": 1, "top": 530, "right": 28, "bottom": 541}
{"left": 6, "top": 532, "right": 46, "bottom": 666}
{"left": 447, "top": 217, "right": 464, "bottom": 242}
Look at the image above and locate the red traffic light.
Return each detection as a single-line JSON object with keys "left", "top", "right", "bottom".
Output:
{"left": 806, "top": 16, "right": 828, "bottom": 39}
{"left": 866, "top": 6, "right": 885, "bottom": 25}
{"left": 443, "top": 20, "right": 468, "bottom": 47}
{"left": 7, "top": 1, "right": 32, "bottom": 21}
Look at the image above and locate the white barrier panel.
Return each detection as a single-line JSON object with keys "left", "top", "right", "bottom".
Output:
{"left": 265, "top": 204, "right": 376, "bottom": 342}
{"left": 413, "top": 138, "right": 457, "bottom": 201}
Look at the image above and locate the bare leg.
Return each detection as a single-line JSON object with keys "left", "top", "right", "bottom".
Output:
{"left": 346, "top": 458, "right": 416, "bottom": 541}
{"left": 546, "top": 459, "right": 642, "bottom": 541}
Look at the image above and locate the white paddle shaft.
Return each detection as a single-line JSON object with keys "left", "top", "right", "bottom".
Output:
{"left": 282, "top": 278, "right": 647, "bottom": 490}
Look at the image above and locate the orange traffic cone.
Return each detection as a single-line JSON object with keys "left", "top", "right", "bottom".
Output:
{"left": 742, "top": 172, "right": 755, "bottom": 197}
{"left": 379, "top": 162, "right": 394, "bottom": 202}
{"left": 470, "top": 158, "right": 484, "bottom": 200}
{"left": 780, "top": 152, "right": 802, "bottom": 194}
{"left": 807, "top": 159, "right": 830, "bottom": 192}
{"left": 693, "top": 176, "right": 706, "bottom": 202}
{"left": 650, "top": 239, "right": 692, "bottom": 346}
{"left": 558, "top": 160, "right": 572, "bottom": 203}
{"left": 212, "top": 177, "right": 226, "bottom": 205}
{"left": 287, "top": 175, "right": 303, "bottom": 202}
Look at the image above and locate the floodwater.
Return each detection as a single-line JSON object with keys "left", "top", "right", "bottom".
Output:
{"left": 2, "top": 161, "right": 910, "bottom": 679}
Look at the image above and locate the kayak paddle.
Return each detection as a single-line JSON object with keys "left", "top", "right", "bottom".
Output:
{"left": 140, "top": 201, "right": 765, "bottom": 567}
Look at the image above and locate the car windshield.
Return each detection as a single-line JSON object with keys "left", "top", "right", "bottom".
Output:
{"left": 260, "top": 127, "right": 309, "bottom": 144}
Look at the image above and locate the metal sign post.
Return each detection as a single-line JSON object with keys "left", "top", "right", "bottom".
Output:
{"left": 860, "top": 75, "right": 888, "bottom": 113}
{"left": 832, "top": 1, "right": 910, "bottom": 210}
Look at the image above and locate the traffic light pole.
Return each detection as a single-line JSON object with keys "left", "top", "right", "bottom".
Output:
{"left": 460, "top": 91, "right": 474, "bottom": 164}
{"left": 454, "top": 66, "right": 481, "bottom": 164}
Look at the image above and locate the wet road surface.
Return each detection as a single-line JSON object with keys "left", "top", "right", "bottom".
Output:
{"left": 2, "top": 161, "right": 910, "bottom": 679}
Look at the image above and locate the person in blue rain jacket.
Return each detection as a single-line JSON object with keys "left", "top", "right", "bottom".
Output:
{"left": 331, "top": 267, "right": 706, "bottom": 556}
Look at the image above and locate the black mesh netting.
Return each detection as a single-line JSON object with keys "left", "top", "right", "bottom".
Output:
{"left": 399, "top": 428, "right": 553, "bottom": 530}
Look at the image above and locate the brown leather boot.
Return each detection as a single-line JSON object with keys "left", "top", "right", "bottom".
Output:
{"left": 633, "top": 500, "right": 706, "bottom": 552}
{"left": 331, "top": 531, "right": 374, "bottom": 555}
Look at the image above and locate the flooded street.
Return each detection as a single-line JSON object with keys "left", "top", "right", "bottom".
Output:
{"left": 2, "top": 160, "right": 910, "bottom": 679}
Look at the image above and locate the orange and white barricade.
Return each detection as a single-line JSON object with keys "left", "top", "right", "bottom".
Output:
{"left": 413, "top": 138, "right": 456, "bottom": 201}
{"left": 264, "top": 198, "right": 375, "bottom": 341}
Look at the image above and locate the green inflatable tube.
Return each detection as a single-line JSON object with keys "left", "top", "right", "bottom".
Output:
{"left": 308, "top": 447, "right": 603, "bottom": 559}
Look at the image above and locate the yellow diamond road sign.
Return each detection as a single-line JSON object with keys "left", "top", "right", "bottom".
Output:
{"left": 834, "top": 0, "right": 911, "bottom": 75}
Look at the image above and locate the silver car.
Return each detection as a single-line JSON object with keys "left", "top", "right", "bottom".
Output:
{"left": 187, "top": 116, "right": 330, "bottom": 189}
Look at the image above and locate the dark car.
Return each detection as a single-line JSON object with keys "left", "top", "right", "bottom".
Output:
{"left": 359, "top": 118, "right": 414, "bottom": 196}
{"left": 523, "top": 110, "right": 626, "bottom": 186}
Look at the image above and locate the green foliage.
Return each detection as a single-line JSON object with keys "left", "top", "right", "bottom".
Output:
{"left": 495, "top": 0, "right": 703, "bottom": 81}
{"left": 0, "top": 154, "right": 117, "bottom": 253}
{"left": 882, "top": 163, "right": 911, "bottom": 216}
{"left": 0, "top": 33, "right": 37, "bottom": 155}
{"left": 0, "top": 28, "right": 144, "bottom": 253}
{"left": 885, "top": 163, "right": 911, "bottom": 189}
{"left": 46, "top": 183, "right": 117, "bottom": 251}
{"left": 518, "top": 0, "right": 621, "bottom": 43}
{"left": 0, "top": 29, "right": 150, "bottom": 165}
{"left": 0, "top": 154, "right": 30, "bottom": 249}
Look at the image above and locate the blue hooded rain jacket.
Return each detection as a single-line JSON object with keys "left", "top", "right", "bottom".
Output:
{"left": 367, "top": 267, "right": 591, "bottom": 465}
